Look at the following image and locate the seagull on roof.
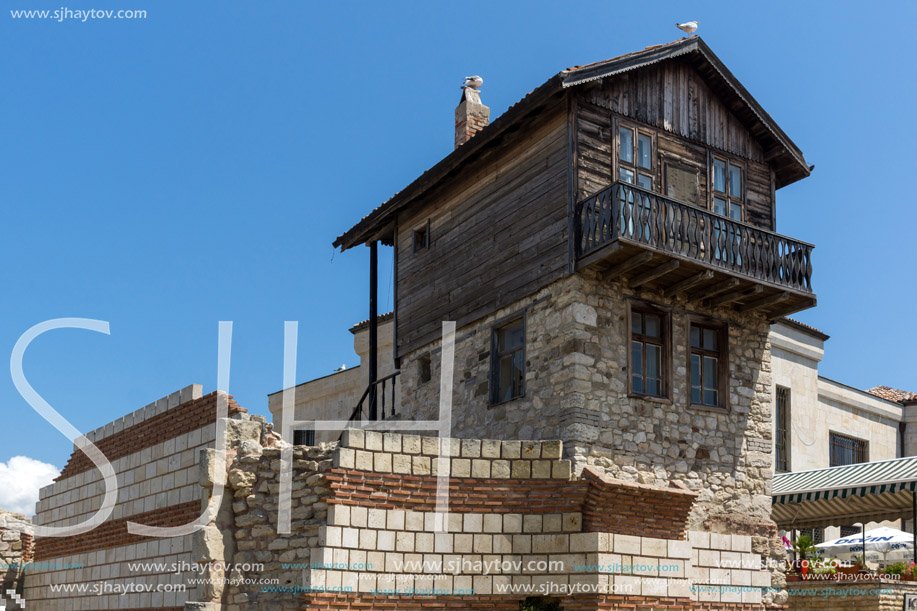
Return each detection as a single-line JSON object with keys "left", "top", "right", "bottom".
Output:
{"left": 463, "top": 75, "right": 483, "bottom": 89}
{"left": 676, "top": 21, "right": 699, "bottom": 34}
{"left": 334, "top": 364, "right": 347, "bottom": 372}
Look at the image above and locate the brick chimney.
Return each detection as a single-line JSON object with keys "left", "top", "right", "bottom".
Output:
{"left": 455, "top": 86, "right": 490, "bottom": 149}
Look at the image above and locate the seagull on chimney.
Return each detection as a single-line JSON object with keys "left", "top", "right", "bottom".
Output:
{"left": 676, "top": 21, "right": 699, "bottom": 34}
{"left": 463, "top": 75, "right": 483, "bottom": 89}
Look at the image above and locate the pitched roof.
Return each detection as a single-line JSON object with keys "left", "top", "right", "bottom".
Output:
{"left": 868, "top": 386, "right": 917, "bottom": 404}
{"left": 334, "top": 36, "right": 811, "bottom": 252}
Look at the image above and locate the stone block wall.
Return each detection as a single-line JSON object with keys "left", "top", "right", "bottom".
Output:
{"left": 0, "top": 510, "right": 33, "bottom": 603}
{"left": 396, "top": 273, "right": 776, "bottom": 548}
{"left": 23, "top": 385, "right": 250, "bottom": 611}
{"left": 212, "top": 430, "right": 775, "bottom": 611}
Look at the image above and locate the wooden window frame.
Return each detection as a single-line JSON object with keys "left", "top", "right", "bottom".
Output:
{"left": 829, "top": 432, "right": 869, "bottom": 467}
{"left": 412, "top": 219, "right": 430, "bottom": 253}
{"left": 775, "top": 386, "right": 790, "bottom": 472}
{"left": 709, "top": 153, "right": 746, "bottom": 222}
{"left": 615, "top": 118, "right": 657, "bottom": 191}
{"left": 687, "top": 318, "right": 729, "bottom": 411}
{"left": 489, "top": 313, "right": 526, "bottom": 406}
{"left": 627, "top": 301, "right": 671, "bottom": 402}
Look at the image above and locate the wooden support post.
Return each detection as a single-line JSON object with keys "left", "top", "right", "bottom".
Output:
{"left": 368, "top": 241, "right": 378, "bottom": 421}
{"left": 738, "top": 291, "right": 790, "bottom": 312}
{"left": 913, "top": 491, "right": 916, "bottom": 564}
{"left": 602, "top": 251, "right": 653, "bottom": 282}
{"left": 663, "top": 270, "right": 714, "bottom": 297}
{"left": 628, "top": 259, "right": 680, "bottom": 289}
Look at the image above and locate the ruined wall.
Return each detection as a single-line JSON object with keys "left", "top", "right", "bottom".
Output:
{"left": 0, "top": 510, "right": 33, "bottom": 607}
{"left": 211, "top": 431, "right": 773, "bottom": 611}
{"left": 23, "top": 385, "right": 250, "bottom": 611}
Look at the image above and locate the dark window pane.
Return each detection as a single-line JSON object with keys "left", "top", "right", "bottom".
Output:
{"left": 646, "top": 378, "right": 660, "bottom": 396}
{"left": 714, "top": 198, "right": 727, "bottom": 216}
{"left": 637, "top": 174, "right": 653, "bottom": 189}
{"left": 714, "top": 159, "right": 726, "bottom": 192}
{"left": 631, "top": 341, "right": 643, "bottom": 375}
{"left": 729, "top": 164, "right": 742, "bottom": 196}
{"left": 513, "top": 350, "right": 525, "bottom": 393}
{"left": 619, "top": 127, "right": 634, "bottom": 163}
{"left": 690, "top": 326, "right": 700, "bottom": 348}
{"left": 619, "top": 167, "right": 635, "bottom": 184}
{"left": 498, "top": 321, "right": 524, "bottom": 351}
{"left": 497, "top": 354, "right": 515, "bottom": 402}
{"left": 691, "top": 354, "right": 701, "bottom": 387}
{"left": 644, "top": 315, "right": 660, "bottom": 338}
{"left": 632, "top": 375, "right": 643, "bottom": 394}
{"left": 646, "top": 344, "right": 660, "bottom": 380}
{"left": 638, "top": 134, "right": 652, "bottom": 169}
{"left": 691, "top": 387, "right": 701, "bottom": 404}
{"left": 704, "top": 356, "right": 717, "bottom": 390}
{"left": 703, "top": 328, "right": 717, "bottom": 350}
{"left": 704, "top": 389, "right": 718, "bottom": 406}
{"left": 729, "top": 203, "right": 742, "bottom": 221}
{"left": 631, "top": 313, "right": 643, "bottom": 335}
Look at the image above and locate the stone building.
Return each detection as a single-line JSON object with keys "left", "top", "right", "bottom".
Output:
{"left": 331, "top": 36, "right": 816, "bottom": 568}
{"left": 16, "top": 37, "right": 841, "bottom": 611}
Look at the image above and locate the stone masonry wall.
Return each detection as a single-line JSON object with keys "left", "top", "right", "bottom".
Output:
{"left": 395, "top": 272, "right": 783, "bottom": 602}
{"left": 209, "top": 430, "right": 773, "bottom": 611}
{"left": 0, "top": 509, "right": 33, "bottom": 607}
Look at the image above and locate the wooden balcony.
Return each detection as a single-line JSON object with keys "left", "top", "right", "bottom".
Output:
{"left": 574, "top": 183, "right": 816, "bottom": 318}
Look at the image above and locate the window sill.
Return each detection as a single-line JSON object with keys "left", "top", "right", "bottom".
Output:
{"left": 688, "top": 403, "right": 729, "bottom": 414}
{"left": 627, "top": 393, "right": 672, "bottom": 405}
{"left": 489, "top": 394, "right": 525, "bottom": 409}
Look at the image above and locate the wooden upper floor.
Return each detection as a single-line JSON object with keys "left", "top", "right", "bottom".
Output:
{"left": 334, "top": 38, "right": 816, "bottom": 358}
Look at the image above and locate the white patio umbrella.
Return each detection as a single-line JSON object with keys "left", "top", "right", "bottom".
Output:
{"left": 815, "top": 526, "right": 915, "bottom": 564}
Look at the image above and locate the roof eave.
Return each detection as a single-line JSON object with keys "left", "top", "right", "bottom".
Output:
{"left": 333, "top": 74, "right": 566, "bottom": 252}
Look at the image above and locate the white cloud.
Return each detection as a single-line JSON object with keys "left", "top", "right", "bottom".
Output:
{"left": 0, "top": 456, "right": 60, "bottom": 517}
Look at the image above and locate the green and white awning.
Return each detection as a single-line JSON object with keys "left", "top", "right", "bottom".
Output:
{"left": 772, "top": 457, "right": 917, "bottom": 530}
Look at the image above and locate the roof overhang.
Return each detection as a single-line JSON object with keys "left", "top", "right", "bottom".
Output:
{"left": 334, "top": 37, "right": 811, "bottom": 252}
{"left": 772, "top": 457, "right": 917, "bottom": 530}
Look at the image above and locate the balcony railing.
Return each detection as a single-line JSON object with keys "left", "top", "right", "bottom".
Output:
{"left": 575, "top": 183, "right": 814, "bottom": 293}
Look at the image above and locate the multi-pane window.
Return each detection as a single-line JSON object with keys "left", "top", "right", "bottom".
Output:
{"left": 293, "top": 429, "right": 315, "bottom": 446}
{"left": 712, "top": 157, "right": 744, "bottom": 221}
{"left": 829, "top": 433, "right": 868, "bottom": 467}
{"left": 775, "top": 386, "right": 790, "bottom": 472}
{"left": 491, "top": 317, "right": 525, "bottom": 404}
{"left": 631, "top": 308, "right": 666, "bottom": 397}
{"left": 689, "top": 323, "right": 722, "bottom": 407}
{"left": 618, "top": 125, "right": 654, "bottom": 190}
{"left": 798, "top": 528, "right": 825, "bottom": 545}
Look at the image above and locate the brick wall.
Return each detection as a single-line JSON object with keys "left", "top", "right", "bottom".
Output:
{"left": 23, "top": 385, "right": 252, "bottom": 611}
{"left": 214, "top": 431, "right": 773, "bottom": 611}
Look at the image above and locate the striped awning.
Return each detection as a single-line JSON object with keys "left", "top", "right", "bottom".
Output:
{"left": 772, "top": 457, "right": 917, "bottom": 530}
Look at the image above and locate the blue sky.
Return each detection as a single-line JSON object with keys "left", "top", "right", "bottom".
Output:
{"left": 1, "top": 0, "right": 915, "bottom": 480}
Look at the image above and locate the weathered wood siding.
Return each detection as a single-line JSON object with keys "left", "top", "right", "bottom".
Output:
{"left": 574, "top": 58, "right": 776, "bottom": 230}
{"left": 395, "top": 101, "right": 569, "bottom": 357}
